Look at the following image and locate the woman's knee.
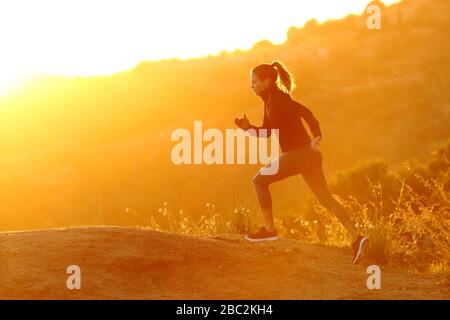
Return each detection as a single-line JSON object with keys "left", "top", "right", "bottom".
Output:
{"left": 253, "top": 172, "right": 269, "bottom": 187}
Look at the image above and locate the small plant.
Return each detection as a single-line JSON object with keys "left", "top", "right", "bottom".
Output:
{"left": 125, "top": 141, "right": 450, "bottom": 278}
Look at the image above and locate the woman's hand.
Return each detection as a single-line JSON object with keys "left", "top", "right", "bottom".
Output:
{"left": 311, "top": 136, "right": 321, "bottom": 150}
{"left": 234, "top": 113, "right": 251, "bottom": 130}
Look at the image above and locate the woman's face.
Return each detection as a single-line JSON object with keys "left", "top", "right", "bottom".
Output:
{"left": 250, "top": 72, "right": 269, "bottom": 96}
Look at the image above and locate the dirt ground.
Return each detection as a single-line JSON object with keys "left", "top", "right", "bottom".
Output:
{"left": 0, "top": 226, "right": 448, "bottom": 299}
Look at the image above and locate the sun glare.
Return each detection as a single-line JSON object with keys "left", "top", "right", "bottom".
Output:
{"left": 0, "top": 0, "right": 401, "bottom": 94}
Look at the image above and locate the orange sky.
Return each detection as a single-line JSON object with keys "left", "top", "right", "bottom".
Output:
{"left": 0, "top": 0, "right": 401, "bottom": 93}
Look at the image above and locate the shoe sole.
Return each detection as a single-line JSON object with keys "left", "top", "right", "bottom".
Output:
{"left": 352, "top": 237, "right": 369, "bottom": 264}
{"left": 244, "top": 235, "right": 279, "bottom": 242}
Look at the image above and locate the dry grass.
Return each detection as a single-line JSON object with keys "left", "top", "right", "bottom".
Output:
{"left": 129, "top": 143, "right": 450, "bottom": 281}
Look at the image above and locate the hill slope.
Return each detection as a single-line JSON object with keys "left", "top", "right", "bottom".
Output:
{"left": 0, "top": 226, "right": 447, "bottom": 300}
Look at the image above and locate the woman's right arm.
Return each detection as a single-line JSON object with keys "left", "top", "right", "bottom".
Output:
{"left": 245, "top": 108, "right": 272, "bottom": 138}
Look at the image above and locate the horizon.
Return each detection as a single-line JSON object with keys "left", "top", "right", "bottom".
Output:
{"left": 0, "top": 0, "right": 448, "bottom": 302}
{"left": 0, "top": 0, "right": 401, "bottom": 94}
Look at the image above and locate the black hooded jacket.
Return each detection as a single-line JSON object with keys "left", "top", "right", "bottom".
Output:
{"left": 247, "top": 84, "right": 322, "bottom": 153}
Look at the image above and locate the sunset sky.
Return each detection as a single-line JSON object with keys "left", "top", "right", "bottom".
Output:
{"left": 0, "top": 0, "right": 401, "bottom": 93}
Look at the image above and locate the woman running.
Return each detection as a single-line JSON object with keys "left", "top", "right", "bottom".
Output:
{"left": 234, "top": 60, "right": 369, "bottom": 264}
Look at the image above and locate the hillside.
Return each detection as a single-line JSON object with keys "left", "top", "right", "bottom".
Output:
{"left": 0, "top": 0, "right": 449, "bottom": 234}
{"left": 0, "top": 226, "right": 447, "bottom": 299}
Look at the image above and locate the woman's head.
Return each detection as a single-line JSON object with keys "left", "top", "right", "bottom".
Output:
{"left": 250, "top": 60, "right": 297, "bottom": 96}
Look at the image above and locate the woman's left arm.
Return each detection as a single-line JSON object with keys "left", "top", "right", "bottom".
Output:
{"left": 282, "top": 100, "right": 322, "bottom": 140}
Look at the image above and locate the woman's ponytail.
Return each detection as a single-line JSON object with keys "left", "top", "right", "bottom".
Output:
{"left": 271, "top": 60, "right": 297, "bottom": 96}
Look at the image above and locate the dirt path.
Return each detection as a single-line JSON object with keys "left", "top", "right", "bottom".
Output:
{"left": 0, "top": 226, "right": 447, "bottom": 299}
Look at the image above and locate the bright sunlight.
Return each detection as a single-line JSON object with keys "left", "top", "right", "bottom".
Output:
{"left": 0, "top": 0, "right": 400, "bottom": 94}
